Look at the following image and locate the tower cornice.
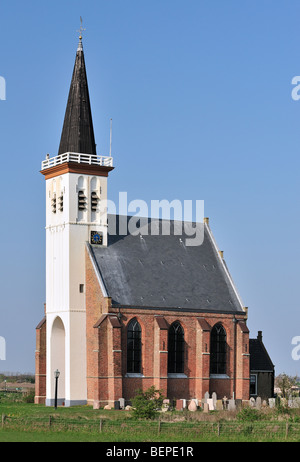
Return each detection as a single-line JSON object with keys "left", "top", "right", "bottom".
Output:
{"left": 40, "top": 162, "right": 114, "bottom": 180}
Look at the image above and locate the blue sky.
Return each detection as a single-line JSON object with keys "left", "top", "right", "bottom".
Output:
{"left": 0, "top": 0, "right": 299, "bottom": 376}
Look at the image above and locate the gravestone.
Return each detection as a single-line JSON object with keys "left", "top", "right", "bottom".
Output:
{"left": 162, "top": 399, "right": 170, "bottom": 411}
{"left": 268, "top": 398, "right": 275, "bottom": 408}
{"left": 212, "top": 392, "right": 217, "bottom": 407}
{"left": 114, "top": 401, "right": 120, "bottom": 410}
{"left": 228, "top": 399, "right": 236, "bottom": 411}
{"left": 119, "top": 398, "right": 125, "bottom": 410}
{"left": 222, "top": 396, "right": 228, "bottom": 409}
{"left": 203, "top": 402, "right": 209, "bottom": 413}
{"left": 176, "top": 400, "right": 183, "bottom": 411}
{"left": 216, "top": 400, "right": 223, "bottom": 411}
{"left": 256, "top": 397, "right": 261, "bottom": 409}
{"left": 182, "top": 399, "right": 187, "bottom": 409}
{"left": 188, "top": 400, "right": 197, "bottom": 412}
{"left": 249, "top": 397, "right": 255, "bottom": 407}
{"left": 294, "top": 397, "right": 300, "bottom": 408}
{"left": 235, "top": 399, "right": 242, "bottom": 410}
{"left": 204, "top": 391, "right": 210, "bottom": 403}
{"left": 207, "top": 398, "right": 215, "bottom": 411}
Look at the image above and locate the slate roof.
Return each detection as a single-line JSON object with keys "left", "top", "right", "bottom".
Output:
{"left": 88, "top": 215, "right": 245, "bottom": 314}
{"left": 250, "top": 337, "right": 274, "bottom": 372}
{"left": 58, "top": 39, "right": 96, "bottom": 155}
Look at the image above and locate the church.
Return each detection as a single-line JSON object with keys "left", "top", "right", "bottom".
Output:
{"left": 34, "top": 35, "right": 270, "bottom": 407}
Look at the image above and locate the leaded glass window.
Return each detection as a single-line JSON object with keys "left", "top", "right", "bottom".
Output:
{"left": 127, "top": 319, "right": 142, "bottom": 373}
{"left": 168, "top": 322, "right": 184, "bottom": 373}
{"left": 210, "top": 324, "right": 227, "bottom": 374}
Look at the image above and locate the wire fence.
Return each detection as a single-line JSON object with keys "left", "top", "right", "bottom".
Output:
{"left": 1, "top": 414, "right": 300, "bottom": 441}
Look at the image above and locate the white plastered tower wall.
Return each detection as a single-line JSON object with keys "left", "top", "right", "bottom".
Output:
{"left": 44, "top": 167, "right": 109, "bottom": 406}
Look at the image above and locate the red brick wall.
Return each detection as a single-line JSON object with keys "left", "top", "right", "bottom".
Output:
{"left": 35, "top": 317, "right": 46, "bottom": 404}
{"left": 235, "top": 321, "right": 250, "bottom": 399}
{"left": 85, "top": 247, "right": 112, "bottom": 404}
{"left": 85, "top": 287, "right": 250, "bottom": 404}
{"left": 83, "top": 248, "right": 251, "bottom": 406}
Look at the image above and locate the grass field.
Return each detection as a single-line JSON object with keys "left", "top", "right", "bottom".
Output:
{"left": 1, "top": 392, "right": 300, "bottom": 442}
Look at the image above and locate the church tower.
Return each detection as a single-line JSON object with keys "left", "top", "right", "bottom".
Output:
{"left": 40, "top": 36, "right": 114, "bottom": 406}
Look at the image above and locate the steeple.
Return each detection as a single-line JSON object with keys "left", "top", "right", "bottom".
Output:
{"left": 58, "top": 36, "right": 96, "bottom": 155}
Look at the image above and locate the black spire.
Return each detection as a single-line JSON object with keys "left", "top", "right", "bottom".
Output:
{"left": 58, "top": 38, "right": 96, "bottom": 155}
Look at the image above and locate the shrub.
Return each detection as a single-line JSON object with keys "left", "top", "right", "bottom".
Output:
{"left": 236, "top": 407, "right": 262, "bottom": 422}
{"left": 23, "top": 390, "right": 35, "bottom": 403}
{"left": 132, "top": 386, "right": 164, "bottom": 420}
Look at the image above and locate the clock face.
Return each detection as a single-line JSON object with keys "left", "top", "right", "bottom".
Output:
{"left": 91, "top": 231, "right": 103, "bottom": 245}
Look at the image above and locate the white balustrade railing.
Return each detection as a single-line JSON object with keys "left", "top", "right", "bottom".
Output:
{"left": 41, "top": 152, "right": 113, "bottom": 170}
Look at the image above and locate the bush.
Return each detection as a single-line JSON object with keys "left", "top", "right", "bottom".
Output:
{"left": 132, "top": 386, "right": 164, "bottom": 420}
{"left": 236, "top": 407, "right": 262, "bottom": 422}
{"left": 23, "top": 390, "right": 35, "bottom": 403}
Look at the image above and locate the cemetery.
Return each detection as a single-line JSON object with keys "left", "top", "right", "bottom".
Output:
{"left": 95, "top": 391, "right": 297, "bottom": 414}
{"left": 2, "top": 388, "right": 300, "bottom": 442}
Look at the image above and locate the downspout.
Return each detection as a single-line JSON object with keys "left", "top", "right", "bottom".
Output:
{"left": 232, "top": 316, "right": 237, "bottom": 399}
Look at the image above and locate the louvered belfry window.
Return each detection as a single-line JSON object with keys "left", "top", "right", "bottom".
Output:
{"left": 210, "top": 324, "right": 227, "bottom": 374}
{"left": 127, "top": 319, "right": 142, "bottom": 373}
{"left": 78, "top": 190, "right": 87, "bottom": 210}
{"left": 168, "top": 322, "right": 184, "bottom": 373}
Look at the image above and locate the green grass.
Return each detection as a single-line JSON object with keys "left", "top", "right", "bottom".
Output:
{"left": 0, "top": 427, "right": 297, "bottom": 443}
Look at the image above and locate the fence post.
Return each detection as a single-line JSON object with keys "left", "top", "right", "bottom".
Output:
{"left": 100, "top": 418, "right": 103, "bottom": 433}
{"left": 285, "top": 422, "right": 289, "bottom": 440}
{"left": 158, "top": 419, "right": 161, "bottom": 434}
{"left": 1, "top": 414, "right": 5, "bottom": 428}
{"left": 49, "top": 415, "right": 52, "bottom": 428}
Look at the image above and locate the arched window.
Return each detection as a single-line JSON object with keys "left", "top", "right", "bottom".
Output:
{"left": 210, "top": 324, "right": 227, "bottom": 374}
{"left": 168, "top": 322, "right": 184, "bottom": 374}
{"left": 127, "top": 319, "right": 141, "bottom": 373}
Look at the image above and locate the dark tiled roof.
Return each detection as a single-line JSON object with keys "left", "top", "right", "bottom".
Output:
{"left": 58, "top": 41, "right": 96, "bottom": 155}
{"left": 250, "top": 338, "right": 274, "bottom": 372}
{"left": 89, "top": 215, "right": 245, "bottom": 313}
{"left": 94, "top": 313, "right": 121, "bottom": 328}
{"left": 238, "top": 321, "right": 249, "bottom": 333}
{"left": 36, "top": 317, "right": 46, "bottom": 329}
{"left": 197, "top": 318, "right": 211, "bottom": 331}
{"left": 155, "top": 316, "right": 169, "bottom": 330}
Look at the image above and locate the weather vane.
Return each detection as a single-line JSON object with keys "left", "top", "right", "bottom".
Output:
{"left": 77, "top": 16, "right": 86, "bottom": 40}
